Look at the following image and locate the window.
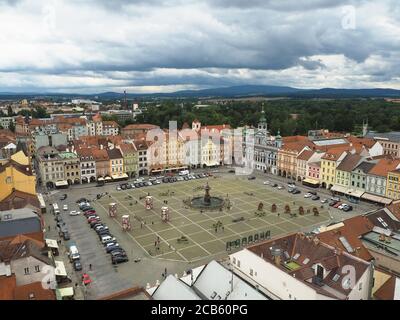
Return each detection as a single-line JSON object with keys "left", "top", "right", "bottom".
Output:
{"left": 237, "top": 260, "right": 241, "bottom": 267}
{"left": 250, "top": 269, "right": 254, "bottom": 276}
{"left": 35, "top": 265, "right": 40, "bottom": 272}
{"left": 24, "top": 267, "right": 30, "bottom": 275}
{"left": 359, "top": 282, "right": 363, "bottom": 291}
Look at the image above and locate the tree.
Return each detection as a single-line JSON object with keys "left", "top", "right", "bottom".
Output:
{"left": 7, "top": 105, "right": 14, "bottom": 116}
{"left": 8, "top": 121, "right": 15, "bottom": 132}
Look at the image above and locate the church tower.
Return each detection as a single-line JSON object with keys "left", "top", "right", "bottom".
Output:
{"left": 258, "top": 105, "right": 268, "bottom": 133}
{"left": 362, "top": 119, "right": 369, "bottom": 137}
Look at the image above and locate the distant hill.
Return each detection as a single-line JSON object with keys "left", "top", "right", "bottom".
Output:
{"left": 1, "top": 85, "right": 400, "bottom": 100}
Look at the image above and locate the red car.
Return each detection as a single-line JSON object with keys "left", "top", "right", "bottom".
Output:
{"left": 84, "top": 210, "right": 96, "bottom": 217}
{"left": 87, "top": 216, "right": 101, "bottom": 223}
{"left": 333, "top": 202, "right": 342, "bottom": 208}
{"left": 82, "top": 273, "right": 92, "bottom": 286}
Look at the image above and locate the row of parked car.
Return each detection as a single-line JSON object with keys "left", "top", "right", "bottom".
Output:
{"left": 116, "top": 172, "right": 210, "bottom": 191}
{"left": 328, "top": 198, "right": 353, "bottom": 212}
{"left": 77, "top": 198, "right": 129, "bottom": 264}
{"left": 263, "top": 180, "right": 354, "bottom": 212}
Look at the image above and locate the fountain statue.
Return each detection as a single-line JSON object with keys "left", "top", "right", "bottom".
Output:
{"left": 187, "top": 182, "right": 225, "bottom": 210}
{"left": 204, "top": 182, "right": 211, "bottom": 205}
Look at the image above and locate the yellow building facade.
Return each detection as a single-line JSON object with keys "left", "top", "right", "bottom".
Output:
{"left": 0, "top": 161, "right": 36, "bottom": 201}
{"left": 386, "top": 170, "right": 400, "bottom": 200}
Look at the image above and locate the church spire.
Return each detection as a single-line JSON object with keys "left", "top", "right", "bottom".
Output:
{"left": 258, "top": 103, "right": 267, "bottom": 131}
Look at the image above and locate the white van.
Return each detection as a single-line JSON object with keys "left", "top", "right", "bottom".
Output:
{"left": 179, "top": 170, "right": 189, "bottom": 176}
{"left": 101, "top": 235, "right": 115, "bottom": 244}
{"left": 68, "top": 246, "right": 80, "bottom": 261}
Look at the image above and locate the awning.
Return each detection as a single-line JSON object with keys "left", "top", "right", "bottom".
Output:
{"left": 55, "top": 180, "right": 68, "bottom": 187}
{"left": 361, "top": 193, "right": 393, "bottom": 205}
{"left": 111, "top": 173, "right": 129, "bottom": 180}
{"left": 302, "top": 178, "right": 320, "bottom": 185}
{"left": 45, "top": 239, "right": 59, "bottom": 249}
{"left": 344, "top": 189, "right": 364, "bottom": 198}
{"left": 97, "top": 177, "right": 105, "bottom": 181}
{"left": 54, "top": 260, "right": 67, "bottom": 277}
{"left": 58, "top": 287, "right": 74, "bottom": 298}
{"left": 330, "top": 185, "right": 348, "bottom": 194}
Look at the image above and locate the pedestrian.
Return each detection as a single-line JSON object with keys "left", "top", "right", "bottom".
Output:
{"left": 278, "top": 213, "right": 280, "bottom": 217}
{"left": 155, "top": 241, "right": 157, "bottom": 247}
{"left": 48, "top": 225, "right": 51, "bottom": 231}
{"left": 164, "top": 267, "right": 167, "bottom": 276}
{"left": 89, "top": 264, "right": 92, "bottom": 271}
{"left": 222, "top": 226, "right": 224, "bottom": 232}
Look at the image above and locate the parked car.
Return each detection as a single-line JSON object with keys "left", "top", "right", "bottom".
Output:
{"left": 63, "top": 231, "right": 71, "bottom": 241}
{"left": 87, "top": 216, "right": 101, "bottom": 223}
{"left": 69, "top": 210, "right": 80, "bottom": 216}
{"left": 329, "top": 200, "right": 338, "bottom": 207}
{"left": 60, "top": 194, "right": 67, "bottom": 201}
{"left": 112, "top": 255, "right": 129, "bottom": 264}
{"left": 287, "top": 183, "right": 296, "bottom": 188}
{"left": 271, "top": 183, "right": 278, "bottom": 187}
{"left": 76, "top": 198, "right": 88, "bottom": 204}
{"left": 84, "top": 210, "right": 96, "bottom": 216}
{"left": 333, "top": 202, "right": 342, "bottom": 208}
{"left": 292, "top": 189, "right": 301, "bottom": 194}
{"left": 95, "top": 226, "right": 109, "bottom": 234}
{"left": 101, "top": 235, "right": 116, "bottom": 244}
{"left": 263, "top": 180, "right": 270, "bottom": 185}
{"left": 110, "top": 249, "right": 127, "bottom": 257}
{"left": 116, "top": 186, "right": 121, "bottom": 191}
{"left": 304, "top": 193, "right": 312, "bottom": 198}
{"left": 82, "top": 206, "right": 94, "bottom": 212}
{"left": 342, "top": 205, "right": 353, "bottom": 212}
{"left": 277, "top": 185, "right": 284, "bottom": 190}
{"left": 63, "top": 204, "right": 68, "bottom": 211}
{"left": 321, "top": 199, "right": 328, "bottom": 204}
{"left": 338, "top": 203, "right": 347, "bottom": 210}
{"left": 330, "top": 197, "right": 340, "bottom": 202}
{"left": 73, "top": 259, "right": 82, "bottom": 271}
{"left": 248, "top": 176, "right": 256, "bottom": 180}
{"left": 312, "top": 195, "right": 320, "bottom": 201}
{"left": 106, "top": 244, "right": 121, "bottom": 253}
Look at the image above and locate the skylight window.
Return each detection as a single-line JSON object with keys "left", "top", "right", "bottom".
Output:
{"left": 302, "top": 258, "right": 310, "bottom": 265}
{"left": 293, "top": 253, "right": 300, "bottom": 260}
{"left": 332, "top": 274, "right": 340, "bottom": 282}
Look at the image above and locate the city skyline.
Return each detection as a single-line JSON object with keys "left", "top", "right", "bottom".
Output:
{"left": 0, "top": 0, "right": 399, "bottom": 93}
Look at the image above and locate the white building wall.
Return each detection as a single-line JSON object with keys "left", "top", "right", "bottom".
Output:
{"left": 369, "top": 142, "right": 384, "bottom": 157}
{"left": 11, "top": 256, "right": 56, "bottom": 287}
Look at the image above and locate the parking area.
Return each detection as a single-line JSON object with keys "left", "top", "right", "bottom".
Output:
{"left": 90, "top": 172, "right": 363, "bottom": 264}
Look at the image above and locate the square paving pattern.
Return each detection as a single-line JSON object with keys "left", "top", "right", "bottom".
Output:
{"left": 93, "top": 175, "right": 330, "bottom": 263}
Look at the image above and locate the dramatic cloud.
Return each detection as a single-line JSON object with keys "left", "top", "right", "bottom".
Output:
{"left": 0, "top": 0, "right": 398, "bottom": 93}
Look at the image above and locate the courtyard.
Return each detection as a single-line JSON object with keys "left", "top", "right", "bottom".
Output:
{"left": 92, "top": 173, "right": 333, "bottom": 263}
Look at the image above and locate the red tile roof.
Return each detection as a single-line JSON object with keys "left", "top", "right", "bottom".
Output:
{"left": 374, "top": 275, "right": 397, "bottom": 300}
{"left": 297, "top": 150, "right": 314, "bottom": 161}
{"left": 317, "top": 215, "right": 374, "bottom": 261}
{"left": 13, "top": 282, "right": 56, "bottom": 300}
{"left": 0, "top": 275, "right": 16, "bottom": 300}
{"left": 369, "top": 158, "right": 400, "bottom": 177}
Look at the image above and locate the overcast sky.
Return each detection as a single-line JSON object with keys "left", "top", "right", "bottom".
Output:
{"left": 0, "top": 0, "right": 399, "bottom": 93}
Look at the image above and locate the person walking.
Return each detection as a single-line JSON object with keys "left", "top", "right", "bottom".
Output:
{"left": 89, "top": 264, "right": 92, "bottom": 271}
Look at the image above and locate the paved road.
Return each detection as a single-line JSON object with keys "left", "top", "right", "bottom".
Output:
{"left": 46, "top": 191, "right": 134, "bottom": 299}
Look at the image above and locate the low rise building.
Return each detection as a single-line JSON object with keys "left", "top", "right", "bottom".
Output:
{"left": 117, "top": 142, "right": 138, "bottom": 178}
{"left": 229, "top": 233, "right": 373, "bottom": 300}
